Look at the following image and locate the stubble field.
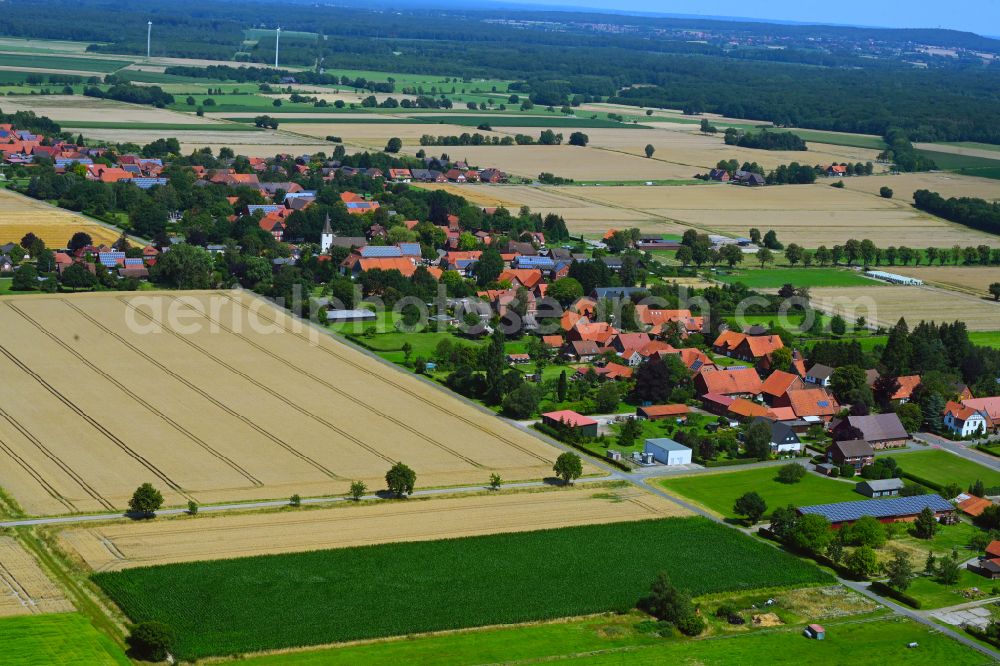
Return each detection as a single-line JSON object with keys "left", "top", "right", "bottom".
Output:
{"left": 808, "top": 285, "right": 1000, "bottom": 330}
{"left": 0, "top": 291, "right": 564, "bottom": 516}
{"left": 841, "top": 171, "right": 1000, "bottom": 202}
{"left": 0, "top": 188, "right": 123, "bottom": 247}
{"left": 889, "top": 266, "right": 1000, "bottom": 294}
{"left": 0, "top": 537, "right": 71, "bottom": 617}
{"left": 59, "top": 484, "right": 686, "bottom": 571}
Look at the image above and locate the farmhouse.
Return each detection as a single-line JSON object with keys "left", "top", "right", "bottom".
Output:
{"left": 541, "top": 410, "right": 599, "bottom": 437}
{"left": 636, "top": 404, "right": 689, "bottom": 421}
{"left": 643, "top": 438, "right": 692, "bottom": 466}
{"left": 804, "top": 364, "right": 834, "bottom": 387}
{"left": 831, "top": 413, "right": 909, "bottom": 449}
{"left": 854, "top": 478, "right": 904, "bottom": 498}
{"left": 961, "top": 397, "right": 1000, "bottom": 433}
{"left": 761, "top": 370, "right": 805, "bottom": 405}
{"left": 694, "top": 367, "right": 763, "bottom": 398}
{"left": 827, "top": 439, "right": 875, "bottom": 470}
{"left": 797, "top": 495, "right": 955, "bottom": 528}
{"left": 944, "top": 401, "right": 993, "bottom": 437}
{"left": 711, "top": 331, "right": 783, "bottom": 363}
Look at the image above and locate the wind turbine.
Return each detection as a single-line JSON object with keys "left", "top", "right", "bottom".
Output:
{"left": 275, "top": 27, "right": 281, "bottom": 68}
{"left": 147, "top": 21, "right": 152, "bottom": 59}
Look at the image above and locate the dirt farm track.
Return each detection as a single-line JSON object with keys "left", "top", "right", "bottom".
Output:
{"left": 0, "top": 291, "right": 564, "bottom": 517}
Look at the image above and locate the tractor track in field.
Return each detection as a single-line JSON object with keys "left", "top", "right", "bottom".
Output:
{"left": 219, "top": 291, "right": 553, "bottom": 465}
{"left": 116, "top": 295, "right": 378, "bottom": 474}
{"left": 8, "top": 301, "right": 263, "bottom": 488}
{"left": 181, "top": 293, "right": 488, "bottom": 469}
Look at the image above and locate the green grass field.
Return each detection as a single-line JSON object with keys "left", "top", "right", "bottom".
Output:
{"left": 897, "top": 450, "right": 1000, "bottom": 488}
{"left": 659, "top": 467, "right": 861, "bottom": 520}
{"left": 0, "top": 53, "right": 132, "bottom": 73}
{"left": 905, "top": 568, "right": 989, "bottom": 610}
{"left": 236, "top": 614, "right": 984, "bottom": 666}
{"left": 938, "top": 141, "right": 1000, "bottom": 154}
{"left": 93, "top": 517, "right": 829, "bottom": 659}
{"left": 774, "top": 128, "right": 887, "bottom": 150}
{"left": 969, "top": 331, "right": 1000, "bottom": 349}
{"left": 0, "top": 614, "right": 129, "bottom": 666}
{"left": 714, "top": 267, "right": 875, "bottom": 289}
{"left": 916, "top": 149, "right": 1000, "bottom": 181}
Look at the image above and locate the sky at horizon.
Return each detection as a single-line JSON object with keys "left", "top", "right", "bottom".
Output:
{"left": 503, "top": 0, "right": 994, "bottom": 35}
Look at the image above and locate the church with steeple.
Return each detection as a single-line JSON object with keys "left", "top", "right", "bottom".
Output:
{"left": 320, "top": 214, "right": 333, "bottom": 254}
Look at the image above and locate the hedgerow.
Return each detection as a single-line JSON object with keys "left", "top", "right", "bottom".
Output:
{"left": 93, "top": 517, "right": 830, "bottom": 659}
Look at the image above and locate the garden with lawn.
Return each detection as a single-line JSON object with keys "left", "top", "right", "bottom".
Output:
{"left": 658, "top": 466, "right": 860, "bottom": 521}
{"left": 895, "top": 449, "right": 1000, "bottom": 490}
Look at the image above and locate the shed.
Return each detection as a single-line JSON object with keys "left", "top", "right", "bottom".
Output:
{"left": 636, "top": 404, "right": 689, "bottom": 422}
{"left": 804, "top": 624, "right": 825, "bottom": 640}
{"left": 541, "top": 410, "right": 599, "bottom": 438}
{"left": 643, "top": 438, "right": 692, "bottom": 466}
{"left": 854, "top": 478, "right": 904, "bottom": 498}
{"left": 325, "top": 309, "right": 377, "bottom": 323}
{"left": 797, "top": 494, "right": 955, "bottom": 528}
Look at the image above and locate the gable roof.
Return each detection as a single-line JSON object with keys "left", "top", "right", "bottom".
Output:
{"left": 891, "top": 375, "right": 922, "bottom": 401}
{"left": 786, "top": 388, "right": 840, "bottom": 418}
{"left": 806, "top": 363, "right": 835, "bottom": 381}
{"left": 740, "top": 335, "right": 784, "bottom": 358}
{"left": 728, "top": 398, "right": 774, "bottom": 419}
{"left": 965, "top": 397, "right": 1000, "bottom": 421}
{"left": 798, "top": 495, "right": 953, "bottom": 523}
{"left": 830, "top": 439, "right": 875, "bottom": 459}
{"left": 541, "top": 410, "right": 598, "bottom": 428}
{"left": 957, "top": 495, "right": 992, "bottom": 517}
{"left": 637, "top": 404, "right": 689, "bottom": 418}
{"left": 845, "top": 413, "right": 909, "bottom": 442}
{"left": 696, "top": 367, "right": 763, "bottom": 396}
{"left": 761, "top": 370, "right": 802, "bottom": 397}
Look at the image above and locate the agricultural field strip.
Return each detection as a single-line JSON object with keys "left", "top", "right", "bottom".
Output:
{"left": 808, "top": 285, "right": 1000, "bottom": 331}
{"left": 59, "top": 485, "right": 684, "bottom": 571}
{"left": 0, "top": 537, "right": 71, "bottom": 616}
{"left": 0, "top": 292, "right": 559, "bottom": 516}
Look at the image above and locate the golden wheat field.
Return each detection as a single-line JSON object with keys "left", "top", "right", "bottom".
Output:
{"left": 0, "top": 537, "right": 71, "bottom": 617}
{"left": 842, "top": 172, "right": 1000, "bottom": 202}
{"left": 59, "top": 485, "right": 685, "bottom": 571}
{"left": 889, "top": 266, "right": 1000, "bottom": 294}
{"left": 808, "top": 285, "right": 1000, "bottom": 330}
{"left": 0, "top": 95, "right": 209, "bottom": 124}
{"left": 0, "top": 291, "right": 567, "bottom": 516}
{"left": 0, "top": 188, "right": 122, "bottom": 247}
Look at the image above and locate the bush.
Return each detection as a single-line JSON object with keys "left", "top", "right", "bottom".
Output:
{"left": 127, "top": 621, "right": 176, "bottom": 661}
{"left": 676, "top": 613, "right": 706, "bottom": 636}
{"left": 289, "top": 494, "right": 301, "bottom": 507}
{"left": 776, "top": 463, "right": 805, "bottom": 484}
{"left": 187, "top": 500, "right": 198, "bottom": 515}
{"left": 880, "top": 186, "right": 894, "bottom": 199}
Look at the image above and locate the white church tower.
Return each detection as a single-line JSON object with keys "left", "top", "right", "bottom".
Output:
{"left": 320, "top": 214, "right": 333, "bottom": 254}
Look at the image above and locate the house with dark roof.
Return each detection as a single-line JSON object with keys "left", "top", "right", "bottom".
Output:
{"left": 827, "top": 439, "right": 875, "bottom": 470}
{"left": 805, "top": 364, "right": 834, "bottom": 387}
{"left": 855, "top": 478, "right": 904, "bottom": 498}
{"left": 751, "top": 417, "right": 802, "bottom": 454}
{"left": 832, "top": 414, "right": 908, "bottom": 449}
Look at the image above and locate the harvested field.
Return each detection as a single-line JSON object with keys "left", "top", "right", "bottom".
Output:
{"left": 0, "top": 188, "right": 123, "bottom": 248}
{"left": 842, "top": 172, "right": 1000, "bottom": 202}
{"left": 915, "top": 142, "right": 1000, "bottom": 162}
{"left": 60, "top": 485, "right": 686, "bottom": 571}
{"left": 0, "top": 537, "right": 71, "bottom": 616}
{"left": 575, "top": 126, "right": 881, "bottom": 170}
{"left": 889, "top": 266, "right": 1000, "bottom": 295}
{"left": 401, "top": 144, "right": 697, "bottom": 180}
{"left": 284, "top": 121, "right": 472, "bottom": 149}
{"left": 0, "top": 291, "right": 566, "bottom": 516}
{"left": 0, "top": 96, "right": 209, "bottom": 125}
{"left": 412, "top": 183, "right": 690, "bottom": 236}
{"left": 554, "top": 182, "right": 1000, "bottom": 246}
{"left": 808, "top": 285, "right": 1000, "bottom": 331}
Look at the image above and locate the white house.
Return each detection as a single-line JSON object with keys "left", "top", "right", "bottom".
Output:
{"left": 644, "top": 438, "right": 692, "bottom": 466}
{"left": 944, "top": 401, "right": 991, "bottom": 438}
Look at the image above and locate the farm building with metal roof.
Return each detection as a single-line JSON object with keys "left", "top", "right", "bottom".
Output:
{"left": 797, "top": 495, "right": 955, "bottom": 527}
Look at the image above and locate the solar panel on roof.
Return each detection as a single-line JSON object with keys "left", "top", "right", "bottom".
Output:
{"left": 798, "top": 495, "right": 952, "bottom": 523}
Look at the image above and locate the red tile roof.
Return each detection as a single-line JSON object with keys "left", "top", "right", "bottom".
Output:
{"left": 542, "top": 410, "right": 598, "bottom": 428}
{"left": 696, "top": 367, "right": 763, "bottom": 396}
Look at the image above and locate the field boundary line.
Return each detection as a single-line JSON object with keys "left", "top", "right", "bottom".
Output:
{"left": 8, "top": 301, "right": 264, "bottom": 488}
{"left": 221, "top": 291, "right": 554, "bottom": 465}
{"left": 0, "top": 558, "right": 36, "bottom": 614}
{"left": 182, "top": 293, "right": 489, "bottom": 469}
